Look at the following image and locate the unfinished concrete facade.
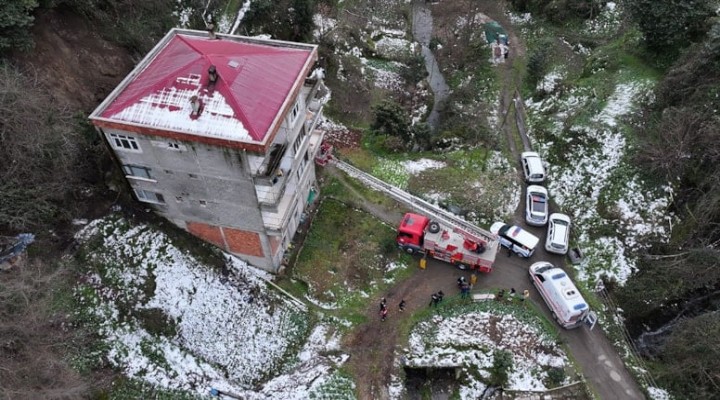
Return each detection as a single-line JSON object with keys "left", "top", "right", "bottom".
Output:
{"left": 89, "top": 29, "right": 327, "bottom": 272}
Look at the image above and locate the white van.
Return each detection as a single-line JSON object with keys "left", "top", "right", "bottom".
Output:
{"left": 529, "top": 262, "right": 589, "bottom": 329}
{"left": 490, "top": 222, "right": 539, "bottom": 258}
{"left": 521, "top": 152, "right": 546, "bottom": 183}
{"left": 545, "top": 213, "right": 571, "bottom": 254}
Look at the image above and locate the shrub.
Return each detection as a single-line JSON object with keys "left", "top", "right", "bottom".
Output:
{"left": 546, "top": 366, "right": 566, "bottom": 387}
{"left": 489, "top": 349, "right": 513, "bottom": 387}
{"left": 0, "top": 0, "right": 39, "bottom": 52}
{"left": 526, "top": 39, "right": 554, "bottom": 90}
{"left": 509, "top": 0, "right": 601, "bottom": 23}
{"left": 371, "top": 100, "right": 410, "bottom": 141}
{"left": 400, "top": 53, "right": 428, "bottom": 86}
{"left": 626, "top": 0, "right": 715, "bottom": 56}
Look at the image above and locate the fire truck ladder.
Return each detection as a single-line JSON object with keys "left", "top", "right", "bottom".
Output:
{"left": 332, "top": 159, "right": 496, "bottom": 244}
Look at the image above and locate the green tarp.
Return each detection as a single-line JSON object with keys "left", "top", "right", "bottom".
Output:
{"left": 484, "top": 21, "right": 508, "bottom": 44}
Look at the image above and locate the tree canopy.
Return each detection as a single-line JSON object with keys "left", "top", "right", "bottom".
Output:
{"left": 0, "top": 0, "right": 39, "bottom": 52}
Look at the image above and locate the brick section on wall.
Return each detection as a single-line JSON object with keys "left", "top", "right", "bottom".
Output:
{"left": 223, "top": 227, "right": 264, "bottom": 257}
{"left": 186, "top": 221, "right": 226, "bottom": 250}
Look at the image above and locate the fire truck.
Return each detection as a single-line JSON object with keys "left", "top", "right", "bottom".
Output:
{"left": 395, "top": 213, "right": 499, "bottom": 272}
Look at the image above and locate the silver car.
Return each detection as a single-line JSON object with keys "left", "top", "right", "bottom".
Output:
{"left": 525, "top": 185, "right": 549, "bottom": 226}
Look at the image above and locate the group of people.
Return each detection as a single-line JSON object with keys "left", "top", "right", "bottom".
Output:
{"left": 497, "top": 287, "right": 530, "bottom": 302}
{"left": 491, "top": 36, "right": 510, "bottom": 64}
{"left": 378, "top": 277, "right": 531, "bottom": 322}
{"left": 379, "top": 297, "right": 406, "bottom": 321}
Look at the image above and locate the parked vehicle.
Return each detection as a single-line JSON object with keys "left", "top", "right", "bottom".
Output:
{"left": 525, "top": 185, "right": 549, "bottom": 226}
{"left": 545, "top": 213, "right": 571, "bottom": 255}
{"left": 529, "top": 262, "right": 589, "bottom": 329}
{"left": 396, "top": 213, "right": 499, "bottom": 272}
{"left": 490, "top": 222, "right": 539, "bottom": 258}
{"left": 521, "top": 151, "right": 546, "bottom": 183}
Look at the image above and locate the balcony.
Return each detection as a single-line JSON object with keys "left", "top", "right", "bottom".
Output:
{"left": 261, "top": 186, "right": 296, "bottom": 232}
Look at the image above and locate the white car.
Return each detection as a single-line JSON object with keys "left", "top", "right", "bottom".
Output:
{"left": 521, "top": 151, "right": 546, "bottom": 183}
{"left": 545, "top": 213, "right": 571, "bottom": 255}
{"left": 525, "top": 185, "right": 549, "bottom": 226}
{"left": 490, "top": 222, "right": 539, "bottom": 258}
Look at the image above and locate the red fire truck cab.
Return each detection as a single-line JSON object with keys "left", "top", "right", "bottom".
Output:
{"left": 396, "top": 213, "right": 499, "bottom": 272}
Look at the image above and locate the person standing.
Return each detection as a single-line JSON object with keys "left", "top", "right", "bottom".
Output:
{"left": 509, "top": 288, "right": 517, "bottom": 301}
{"left": 380, "top": 297, "right": 387, "bottom": 311}
{"left": 470, "top": 273, "right": 478, "bottom": 288}
{"left": 429, "top": 293, "right": 439, "bottom": 307}
{"left": 437, "top": 291, "right": 445, "bottom": 304}
{"left": 522, "top": 289, "right": 530, "bottom": 302}
{"left": 461, "top": 282, "right": 470, "bottom": 299}
{"left": 381, "top": 307, "right": 388, "bottom": 321}
{"left": 399, "top": 299, "right": 406, "bottom": 312}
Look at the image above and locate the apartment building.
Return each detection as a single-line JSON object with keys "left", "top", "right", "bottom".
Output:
{"left": 89, "top": 28, "right": 327, "bottom": 272}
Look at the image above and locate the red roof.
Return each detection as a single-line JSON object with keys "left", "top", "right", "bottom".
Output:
{"left": 99, "top": 32, "right": 315, "bottom": 142}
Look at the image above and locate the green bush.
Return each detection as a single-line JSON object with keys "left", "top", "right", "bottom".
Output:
{"left": 371, "top": 100, "right": 410, "bottom": 141}
{"left": 626, "top": 0, "right": 715, "bottom": 57}
{"left": 0, "top": 0, "right": 39, "bottom": 52}
{"left": 509, "top": 0, "right": 601, "bottom": 23}
{"left": 546, "top": 366, "right": 566, "bottom": 387}
{"left": 400, "top": 53, "right": 428, "bottom": 86}
{"left": 489, "top": 349, "right": 513, "bottom": 387}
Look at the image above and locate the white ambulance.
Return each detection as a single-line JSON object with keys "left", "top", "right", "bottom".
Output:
{"left": 529, "top": 262, "right": 590, "bottom": 329}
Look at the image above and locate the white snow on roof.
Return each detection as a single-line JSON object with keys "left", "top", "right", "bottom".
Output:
{"left": 111, "top": 74, "right": 251, "bottom": 142}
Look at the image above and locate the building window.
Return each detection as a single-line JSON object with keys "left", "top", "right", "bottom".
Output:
{"left": 290, "top": 101, "right": 300, "bottom": 124}
{"left": 292, "top": 127, "right": 307, "bottom": 155}
{"left": 122, "top": 165, "right": 152, "bottom": 179}
{"left": 151, "top": 140, "right": 187, "bottom": 151}
{"left": 134, "top": 189, "right": 165, "bottom": 204}
{"left": 109, "top": 133, "right": 141, "bottom": 152}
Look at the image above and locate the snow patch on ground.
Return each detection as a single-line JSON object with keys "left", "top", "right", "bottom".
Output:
{"left": 584, "top": 2, "right": 622, "bottom": 37}
{"left": 374, "top": 36, "right": 413, "bottom": 59}
{"left": 74, "top": 217, "right": 346, "bottom": 398}
{"left": 401, "top": 158, "right": 446, "bottom": 174}
{"left": 313, "top": 13, "right": 337, "bottom": 40}
{"left": 537, "top": 68, "right": 565, "bottom": 94}
{"left": 526, "top": 75, "right": 674, "bottom": 284}
{"left": 404, "top": 310, "right": 567, "bottom": 396}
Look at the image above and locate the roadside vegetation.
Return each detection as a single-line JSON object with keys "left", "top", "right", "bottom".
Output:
{"left": 508, "top": 1, "right": 720, "bottom": 398}
{"left": 290, "top": 194, "right": 411, "bottom": 321}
